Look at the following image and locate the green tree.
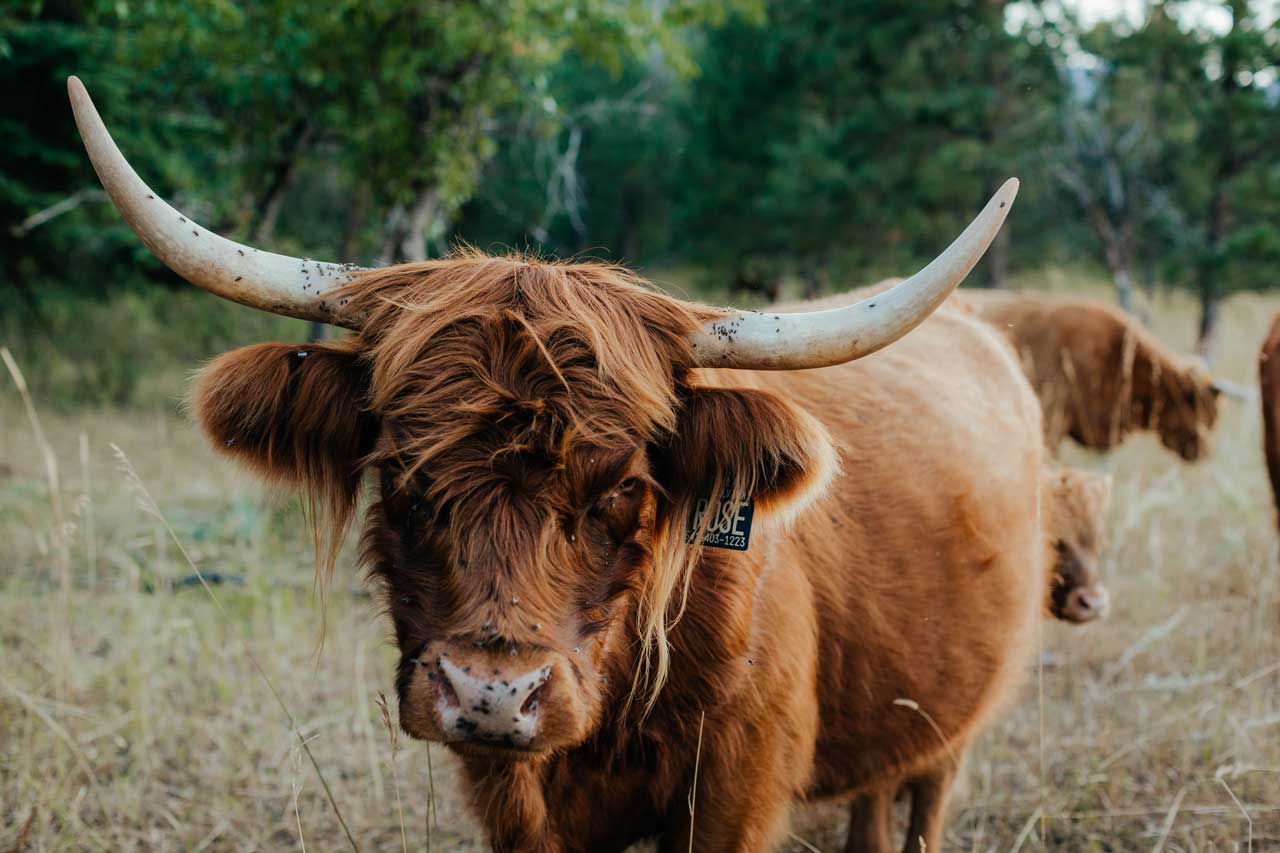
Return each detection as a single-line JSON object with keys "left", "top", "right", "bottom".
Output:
{"left": 674, "top": 0, "right": 1060, "bottom": 295}
{"left": 1174, "top": 0, "right": 1280, "bottom": 355}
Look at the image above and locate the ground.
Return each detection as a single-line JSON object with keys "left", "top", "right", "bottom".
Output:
{"left": 1, "top": 273, "right": 1278, "bottom": 851}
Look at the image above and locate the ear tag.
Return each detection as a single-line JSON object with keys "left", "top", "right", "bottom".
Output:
{"left": 687, "top": 488, "right": 754, "bottom": 551}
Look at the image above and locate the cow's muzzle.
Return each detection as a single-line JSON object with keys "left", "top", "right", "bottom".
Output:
{"left": 399, "top": 640, "right": 589, "bottom": 754}
{"left": 1059, "top": 584, "right": 1110, "bottom": 624}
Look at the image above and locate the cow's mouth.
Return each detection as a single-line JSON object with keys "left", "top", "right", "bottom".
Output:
{"left": 447, "top": 740, "right": 546, "bottom": 761}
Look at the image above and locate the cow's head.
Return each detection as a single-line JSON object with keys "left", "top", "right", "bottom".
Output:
{"left": 1106, "top": 319, "right": 1221, "bottom": 462}
{"left": 68, "top": 77, "right": 1017, "bottom": 756}
{"left": 192, "top": 257, "right": 849, "bottom": 753}
{"left": 1146, "top": 360, "right": 1220, "bottom": 462}
{"left": 1044, "top": 467, "right": 1112, "bottom": 623}
{"left": 1126, "top": 348, "right": 1223, "bottom": 461}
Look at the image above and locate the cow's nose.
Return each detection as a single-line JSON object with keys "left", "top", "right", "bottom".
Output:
{"left": 1065, "top": 585, "right": 1109, "bottom": 622}
{"left": 436, "top": 656, "right": 552, "bottom": 747}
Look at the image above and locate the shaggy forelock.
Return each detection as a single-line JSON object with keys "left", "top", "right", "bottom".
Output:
{"left": 342, "top": 249, "right": 714, "bottom": 487}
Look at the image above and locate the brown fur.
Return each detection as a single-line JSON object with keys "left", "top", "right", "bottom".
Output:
{"left": 192, "top": 251, "right": 1046, "bottom": 852}
{"left": 961, "top": 291, "right": 1220, "bottom": 460}
{"left": 1260, "top": 315, "right": 1280, "bottom": 533}
{"left": 1042, "top": 467, "right": 1112, "bottom": 623}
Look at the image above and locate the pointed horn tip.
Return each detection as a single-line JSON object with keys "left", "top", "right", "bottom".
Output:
{"left": 996, "top": 177, "right": 1020, "bottom": 206}
{"left": 67, "top": 75, "right": 86, "bottom": 99}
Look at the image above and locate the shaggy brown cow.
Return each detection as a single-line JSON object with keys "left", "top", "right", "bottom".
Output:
{"left": 1042, "top": 467, "right": 1112, "bottom": 623}
{"left": 70, "top": 77, "right": 1044, "bottom": 852}
{"left": 962, "top": 291, "right": 1221, "bottom": 460}
{"left": 1260, "top": 315, "right": 1280, "bottom": 532}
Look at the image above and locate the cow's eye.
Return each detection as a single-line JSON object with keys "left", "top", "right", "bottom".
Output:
{"left": 592, "top": 477, "right": 639, "bottom": 513}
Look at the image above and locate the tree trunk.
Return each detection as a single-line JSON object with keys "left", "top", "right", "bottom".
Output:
{"left": 615, "top": 183, "right": 640, "bottom": 261}
{"left": 1103, "top": 237, "right": 1136, "bottom": 313}
{"left": 339, "top": 186, "right": 371, "bottom": 262}
{"left": 379, "top": 186, "right": 443, "bottom": 264}
{"left": 248, "top": 118, "right": 314, "bottom": 243}
{"left": 801, "top": 262, "right": 823, "bottom": 300}
{"left": 1113, "top": 266, "right": 1135, "bottom": 314}
{"left": 1197, "top": 185, "right": 1229, "bottom": 359}
{"left": 1197, "top": 281, "right": 1220, "bottom": 360}
{"left": 1196, "top": 0, "right": 1243, "bottom": 361}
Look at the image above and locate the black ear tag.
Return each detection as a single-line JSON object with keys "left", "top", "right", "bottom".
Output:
{"left": 687, "top": 488, "right": 754, "bottom": 551}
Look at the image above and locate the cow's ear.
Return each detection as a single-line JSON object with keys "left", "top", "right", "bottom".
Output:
{"left": 1080, "top": 471, "right": 1113, "bottom": 516}
{"left": 192, "top": 340, "right": 378, "bottom": 509}
{"left": 1048, "top": 468, "right": 1112, "bottom": 527}
{"left": 656, "top": 385, "right": 837, "bottom": 523}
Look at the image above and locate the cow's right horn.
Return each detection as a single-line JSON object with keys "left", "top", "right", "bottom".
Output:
{"left": 67, "top": 76, "right": 365, "bottom": 328}
{"left": 689, "top": 179, "right": 1019, "bottom": 370}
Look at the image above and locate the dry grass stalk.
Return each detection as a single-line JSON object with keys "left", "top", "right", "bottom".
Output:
{"left": 4, "top": 807, "right": 37, "bottom": 853}
{"left": 786, "top": 831, "right": 822, "bottom": 852}
{"left": 1152, "top": 785, "right": 1188, "bottom": 852}
{"left": 78, "top": 429, "right": 96, "bottom": 589}
{"left": 290, "top": 734, "right": 309, "bottom": 853}
{"left": 892, "top": 699, "right": 960, "bottom": 770}
{"left": 426, "top": 742, "right": 438, "bottom": 849}
{"left": 0, "top": 674, "right": 98, "bottom": 787}
{"left": 2, "top": 347, "right": 76, "bottom": 700}
{"left": 109, "top": 442, "right": 361, "bottom": 852}
{"left": 1008, "top": 806, "right": 1043, "bottom": 853}
{"left": 2, "top": 347, "right": 71, "bottom": 588}
{"left": 377, "top": 692, "right": 409, "bottom": 853}
{"left": 688, "top": 709, "right": 706, "bottom": 853}
{"left": 1217, "top": 776, "right": 1253, "bottom": 853}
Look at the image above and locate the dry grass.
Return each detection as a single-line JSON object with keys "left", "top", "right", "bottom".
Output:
{"left": 2, "top": 272, "right": 1278, "bottom": 851}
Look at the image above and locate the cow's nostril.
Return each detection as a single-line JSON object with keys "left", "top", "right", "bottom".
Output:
{"left": 520, "top": 681, "right": 548, "bottom": 716}
{"left": 437, "top": 667, "right": 460, "bottom": 708}
{"left": 1067, "top": 586, "right": 1109, "bottom": 622}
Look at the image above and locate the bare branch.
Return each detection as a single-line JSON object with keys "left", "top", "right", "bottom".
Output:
{"left": 11, "top": 189, "right": 106, "bottom": 237}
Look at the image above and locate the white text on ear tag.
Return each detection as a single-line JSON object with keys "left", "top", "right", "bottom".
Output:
{"left": 687, "top": 489, "right": 754, "bottom": 551}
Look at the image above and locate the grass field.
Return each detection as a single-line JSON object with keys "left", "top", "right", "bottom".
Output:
{"left": 2, "top": 272, "right": 1278, "bottom": 851}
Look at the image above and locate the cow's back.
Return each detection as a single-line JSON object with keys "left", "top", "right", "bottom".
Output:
{"left": 700, "top": 304, "right": 1044, "bottom": 797}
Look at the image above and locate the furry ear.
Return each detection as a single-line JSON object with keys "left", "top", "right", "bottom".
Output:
{"left": 1052, "top": 468, "right": 1111, "bottom": 517}
{"left": 1080, "top": 471, "right": 1113, "bottom": 516}
{"left": 655, "top": 385, "right": 837, "bottom": 524}
{"left": 192, "top": 340, "right": 378, "bottom": 549}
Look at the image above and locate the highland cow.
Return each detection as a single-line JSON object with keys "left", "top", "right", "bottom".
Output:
{"left": 70, "top": 76, "right": 1043, "bottom": 852}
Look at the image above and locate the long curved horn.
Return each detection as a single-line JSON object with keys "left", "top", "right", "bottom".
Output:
{"left": 1209, "top": 378, "right": 1255, "bottom": 402}
{"left": 67, "top": 76, "right": 364, "bottom": 328}
{"left": 690, "top": 179, "right": 1019, "bottom": 369}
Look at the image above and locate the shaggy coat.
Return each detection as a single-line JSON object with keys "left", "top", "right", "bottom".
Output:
{"left": 193, "top": 253, "right": 1046, "bottom": 852}
{"left": 961, "top": 291, "right": 1219, "bottom": 460}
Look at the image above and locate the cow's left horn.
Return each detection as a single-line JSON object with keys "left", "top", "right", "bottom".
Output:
{"left": 690, "top": 179, "right": 1019, "bottom": 369}
{"left": 67, "top": 76, "right": 364, "bottom": 328}
{"left": 1210, "top": 379, "right": 1255, "bottom": 401}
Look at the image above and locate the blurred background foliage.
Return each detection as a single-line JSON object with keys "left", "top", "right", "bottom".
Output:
{"left": 2, "top": 0, "right": 1278, "bottom": 405}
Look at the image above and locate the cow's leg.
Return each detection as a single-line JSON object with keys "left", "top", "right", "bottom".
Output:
{"left": 844, "top": 787, "right": 895, "bottom": 853}
{"left": 900, "top": 763, "right": 957, "bottom": 853}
